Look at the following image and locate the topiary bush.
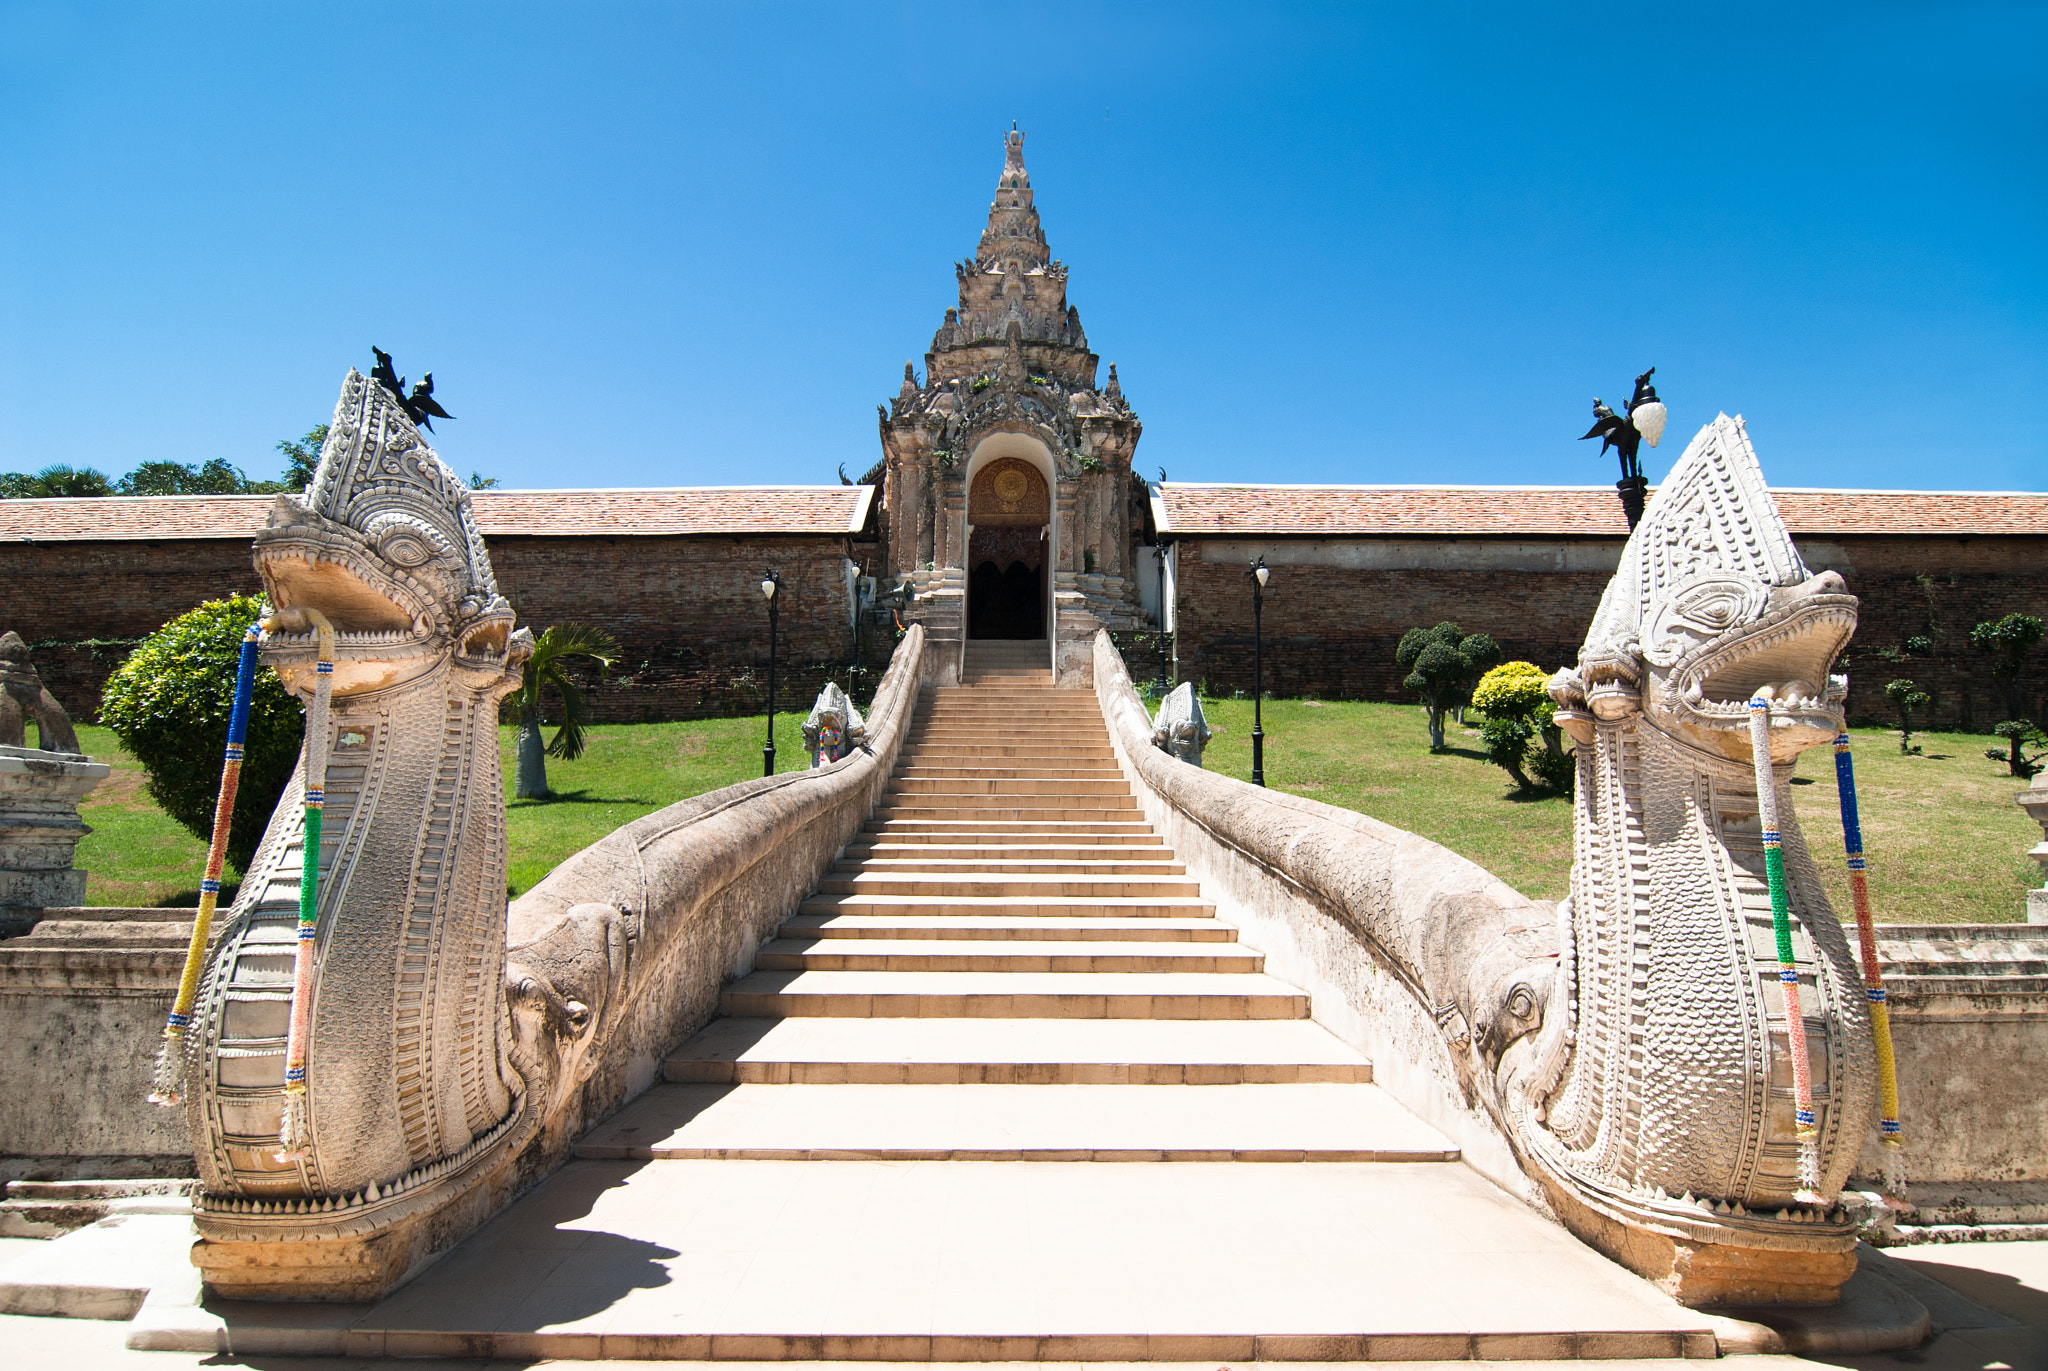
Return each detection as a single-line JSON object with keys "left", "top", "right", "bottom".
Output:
{"left": 1472, "top": 660, "right": 1572, "bottom": 792}
{"left": 98, "top": 595, "right": 303, "bottom": 870}
{"left": 1395, "top": 622, "right": 1501, "bottom": 751}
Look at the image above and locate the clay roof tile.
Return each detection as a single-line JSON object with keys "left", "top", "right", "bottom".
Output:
{"left": 0, "top": 486, "right": 877, "bottom": 541}
{"left": 1152, "top": 484, "right": 2048, "bottom": 537}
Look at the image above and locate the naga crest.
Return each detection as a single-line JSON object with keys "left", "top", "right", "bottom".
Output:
{"left": 1519, "top": 414, "right": 1878, "bottom": 1305}
{"left": 188, "top": 370, "right": 534, "bottom": 1295}
{"left": 802, "top": 681, "right": 866, "bottom": 768}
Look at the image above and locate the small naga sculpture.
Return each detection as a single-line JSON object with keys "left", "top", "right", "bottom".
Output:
{"left": 183, "top": 367, "right": 536, "bottom": 1298}
{"left": 1496, "top": 414, "right": 1876, "bottom": 1305}
{"left": 1150, "top": 681, "right": 1212, "bottom": 767}
{"left": 0, "top": 631, "right": 82, "bottom": 755}
{"left": 802, "top": 682, "right": 865, "bottom": 768}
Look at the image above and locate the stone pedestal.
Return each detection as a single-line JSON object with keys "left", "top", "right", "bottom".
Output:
{"left": 2019, "top": 772, "right": 2048, "bottom": 924}
{"left": 0, "top": 744, "right": 111, "bottom": 923}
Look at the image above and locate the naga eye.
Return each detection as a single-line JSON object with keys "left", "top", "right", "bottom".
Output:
{"left": 1643, "top": 576, "right": 1768, "bottom": 667}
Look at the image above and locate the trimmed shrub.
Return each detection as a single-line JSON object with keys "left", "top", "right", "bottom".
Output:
{"left": 1473, "top": 660, "right": 1572, "bottom": 792}
{"left": 98, "top": 595, "right": 303, "bottom": 870}
{"left": 1396, "top": 622, "right": 1502, "bottom": 750}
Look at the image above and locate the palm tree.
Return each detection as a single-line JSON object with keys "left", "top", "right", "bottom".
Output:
{"left": 514, "top": 623, "right": 621, "bottom": 800}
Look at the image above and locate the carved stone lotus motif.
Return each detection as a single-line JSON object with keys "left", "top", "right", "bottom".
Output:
{"left": 1517, "top": 414, "right": 1876, "bottom": 1304}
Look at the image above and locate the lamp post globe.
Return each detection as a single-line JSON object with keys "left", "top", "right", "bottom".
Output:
{"left": 1579, "top": 366, "right": 1665, "bottom": 532}
{"left": 1155, "top": 539, "right": 1174, "bottom": 693}
{"left": 1249, "top": 557, "right": 1268, "bottom": 787}
{"left": 761, "top": 571, "right": 783, "bottom": 777}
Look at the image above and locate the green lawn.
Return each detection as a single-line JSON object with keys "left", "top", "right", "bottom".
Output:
{"left": 71, "top": 716, "right": 814, "bottom": 907}
{"left": 1195, "top": 699, "right": 2037, "bottom": 923}
{"left": 70, "top": 704, "right": 2039, "bottom": 923}
{"left": 498, "top": 715, "right": 812, "bottom": 896}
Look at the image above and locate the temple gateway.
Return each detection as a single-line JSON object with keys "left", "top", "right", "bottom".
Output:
{"left": 878, "top": 127, "right": 1150, "bottom": 684}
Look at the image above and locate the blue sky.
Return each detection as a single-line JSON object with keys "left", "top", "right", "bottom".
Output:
{"left": 2, "top": 3, "right": 2042, "bottom": 492}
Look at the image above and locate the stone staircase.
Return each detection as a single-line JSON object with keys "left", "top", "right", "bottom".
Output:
{"left": 606, "top": 663, "right": 1422, "bottom": 1156}
{"left": 111, "top": 662, "right": 1716, "bottom": 1360}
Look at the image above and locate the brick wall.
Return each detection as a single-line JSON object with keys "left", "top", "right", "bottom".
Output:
{"left": 1166, "top": 536, "right": 2048, "bottom": 731}
{"left": 5, "top": 528, "right": 2041, "bottom": 733}
{"left": 0, "top": 534, "right": 889, "bottom": 725}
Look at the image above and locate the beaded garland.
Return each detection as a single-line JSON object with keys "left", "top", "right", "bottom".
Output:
{"left": 148, "top": 624, "right": 262, "bottom": 1107}
{"left": 276, "top": 609, "right": 336, "bottom": 1162}
{"left": 1747, "top": 697, "right": 1824, "bottom": 1198}
{"left": 1834, "top": 732, "right": 1907, "bottom": 1194}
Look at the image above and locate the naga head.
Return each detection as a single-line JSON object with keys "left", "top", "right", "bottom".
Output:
{"left": 253, "top": 369, "right": 530, "bottom": 695}
{"left": 1551, "top": 414, "right": 1857, "bottom": 765}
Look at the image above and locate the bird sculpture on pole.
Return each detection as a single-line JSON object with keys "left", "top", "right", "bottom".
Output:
{"left": 369, "top": 346, "right": 456, "bottom": 432}
{"left": 1580, "top": 367, "right": 1667, "bottom": 529}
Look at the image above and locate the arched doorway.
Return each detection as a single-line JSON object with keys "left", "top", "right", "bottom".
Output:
{"left": 967, "top": 456, "right": 1049, "bottom": 640}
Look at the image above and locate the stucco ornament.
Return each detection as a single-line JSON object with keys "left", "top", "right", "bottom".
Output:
{"left": 1515, "top": 414, "right": 1875, "bottom": 1304}
{"left": 184, "top": 369, "right": 539, "bottom": 1298}
{"left": 801, "top": 682, "right": 866, "bottom": 768}
{"left": 1150, "top": 682, "right": 1213, "bottom": 767}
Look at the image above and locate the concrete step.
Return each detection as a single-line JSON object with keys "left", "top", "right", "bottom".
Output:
{"left": 0, "top": 1178, "right": 195, "bottom": 1239}
{"left": 889, "top": 777, "right": 1131, "bottom": 795}
{"left": 896, "top": 744, "right": 1118, "bottom": 759}
{"left": 863, "top": 822, "right": 1158, "bottom": 842}
{"left": 833, "top": 857, "right": 1188, "bottom": 877}
{"left": 718, "top": 969, "right": 1311, "bottom": 1019}
{"left": 907, "top": 714, "right": 1103, "bottom": 724}
{"left": 873, "top": 803, "right": 1140, "bottom": 821}
{"left": 662, "top": 1016, "right": 1377, "bottom": 1084}
{"left": 843, "top": 841, "right": 1175, "bottom": 859}
{"left": 817, "top": 873, "right": 1201, "bottom": 897}
{"left": 798, "top": 894, "right": 1217, "bottom": 919}
{"left": 894, "top": 765, "right": 1127, "bottom": 779}
{"left": 576, "top": 1083, "right": 1451, "bottom": 1161}
{"left": 0, "top": 1213, "right": 196, "bottom": 1319}
{"left": 755, "top": 937, "right": 1262, "bottom": 973}
{"left": 137, "top": 1159, "right": 1716, "bottom": 1360}
{"left": 780, "top": 913, "right": 1234, "bottom": 942}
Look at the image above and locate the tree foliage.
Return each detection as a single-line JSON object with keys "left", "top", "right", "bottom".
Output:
{"left": 97, "top": 595, "right": 304, "bottom": 871}
{"left": 1971, "top": 613, "right": 2045, "bottom": 721}
{"left": 3, "top": 426, "right": 333, "bottom": 500}
{"left": 1883, "top": 678, "right": 1930, "bottom": 754}
{"left": 274, "top": 426, "right": 328, "bottom": 490}
{"left": 1987, "top": 720, "right": 2045, "bottom": 779}
{"left": 1395, "top": 622, "right": 1501, "bottom": 750}
{"left": 0, "top": 464, "right": 114, "bottom": 498}
{"left": 1472, "top": 660, "right": 1572, "bottom": 791}
{"left": 515, "top": 623, "right": 622, "bottom": 799}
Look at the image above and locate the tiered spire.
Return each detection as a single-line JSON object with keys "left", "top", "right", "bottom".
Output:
{"left": 977, "top": 126, "right": 1049, "bottom": 271}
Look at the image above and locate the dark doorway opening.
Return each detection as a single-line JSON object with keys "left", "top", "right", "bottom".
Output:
{"left": 969, "top": 556, "right": 1044, "bottom": 639}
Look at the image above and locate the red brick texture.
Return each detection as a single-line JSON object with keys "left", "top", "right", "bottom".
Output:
{"left": 1166, "top": 536, "right": 2048, "bottom": 732}
{"left": 0, "top": 534, "right": 887, "bottom": 725}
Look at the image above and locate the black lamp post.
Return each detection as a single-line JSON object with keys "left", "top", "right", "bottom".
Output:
{"left": 760, "top": 570, "right": 783, "bottom": 777}
{"left": 1155, "top": 539, "right": 1174, "bottom": 693}
{"left": 1249, "top": 556, "right": 1269, "bottom": 787}
{"left": 1579, "top": 367, "right": 1668, "bottom": 531}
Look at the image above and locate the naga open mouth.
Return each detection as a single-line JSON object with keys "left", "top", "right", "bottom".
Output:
{"left": 252, "top": 501, "right": 519, "bottom": 696}
{"left": 1652, "top": 572, "right": 1858, "bottom": 758}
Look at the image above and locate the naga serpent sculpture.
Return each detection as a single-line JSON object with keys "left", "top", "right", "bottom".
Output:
{"left": 184, "top": 368, "right": 537, "bottom": 1297}
{"left": 1508, "top": 413, "right": 1878, "bottom": 1303}
{"left": 181, "top": 365, "right": 925, "bottom": 1299}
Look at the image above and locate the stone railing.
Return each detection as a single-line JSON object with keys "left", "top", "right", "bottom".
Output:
{"left": 185, "top": 625, "right": 927, "bottom": 1302}
{"left": 1089, "top": 630, "right": 1557, "bottom": 1203}
{"left": 501, "top": 622, "right": 926, "bottom": 1170}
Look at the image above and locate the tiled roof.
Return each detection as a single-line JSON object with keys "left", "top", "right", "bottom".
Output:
{"left": 0, "top": 486, "right": 877, "bottom": 541}
{"left": 1154, "top": 484, "right": 2048, "bottom": 538}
